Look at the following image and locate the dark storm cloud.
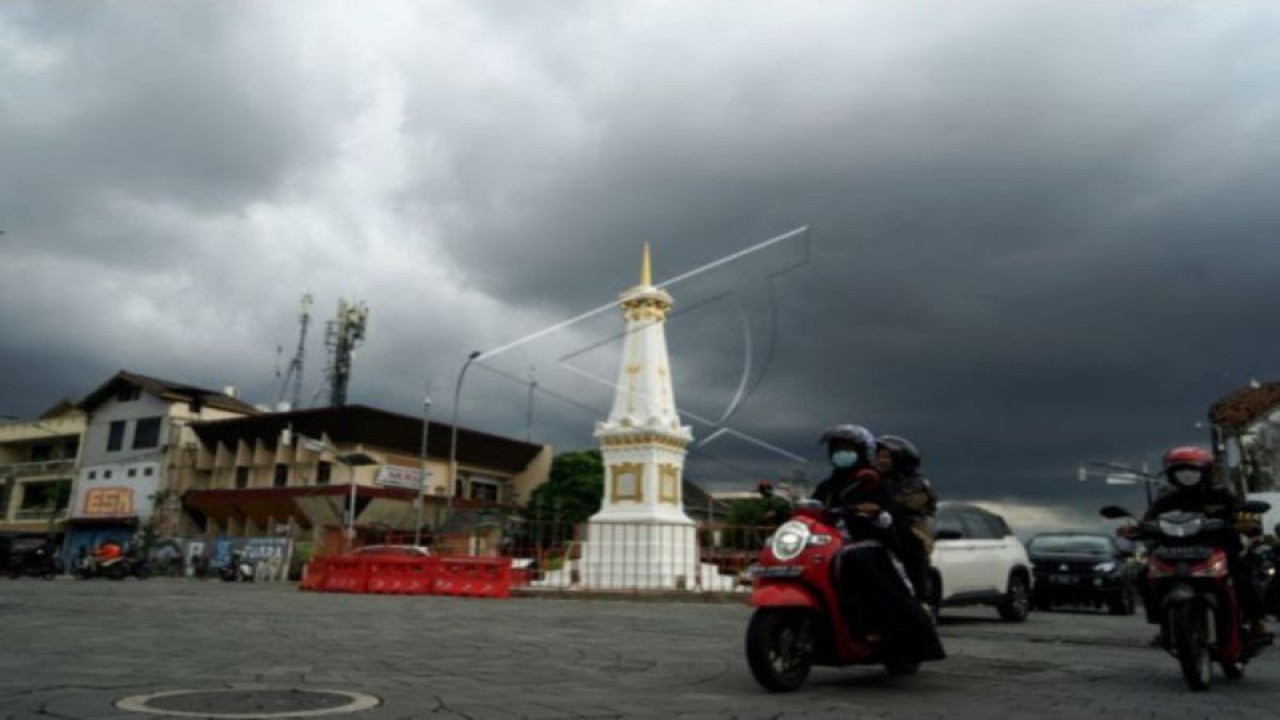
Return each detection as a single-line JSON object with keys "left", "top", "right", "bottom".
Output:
{"left": 3, "top": 2, "right": 1280, "bottom": 531}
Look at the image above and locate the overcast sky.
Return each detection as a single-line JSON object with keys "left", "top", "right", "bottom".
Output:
{"left": 4, "top": 1, "right": 1280, "bottom": 532}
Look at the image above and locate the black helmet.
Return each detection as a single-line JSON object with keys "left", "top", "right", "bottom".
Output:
{"left": 818, "top": 424, "right": 876, "bottom": 454}
{"left": 877, "top": 434, "right": 922, "bottom": 473}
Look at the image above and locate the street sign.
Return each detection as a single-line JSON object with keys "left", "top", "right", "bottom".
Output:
{"left": 375, "top": 465, "right": 432, "bottom": 490}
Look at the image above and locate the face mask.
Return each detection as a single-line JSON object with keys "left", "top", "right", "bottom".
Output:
{"left": 1171, "top": 468, "right": 1202, "bottom": 487}
{"left": 831, "top": 450, "right": 859, "bottom": 469}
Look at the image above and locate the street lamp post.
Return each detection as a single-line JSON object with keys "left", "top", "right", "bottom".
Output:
{"left": 332, "top": 451, "right": 378, "bottom": 551}
{"left": 414, "top": 396, "right": 433, "bottom": 547}
{"left": 447, "top": 350, "right": 482, "bottom": 526}
{"left": 1079, "top": 460, "right": 1158, "bottom": 508}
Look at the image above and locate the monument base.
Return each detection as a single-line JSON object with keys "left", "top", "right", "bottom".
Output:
{"left": 579, "top": 519, "right": 698, "bottom": 590}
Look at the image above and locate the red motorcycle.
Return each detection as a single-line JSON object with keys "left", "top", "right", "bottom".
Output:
{"left": 745, "top": 496, "right": 925, "bottom": 692}
{"left": 1102, "top": 501, "right": 1270, "bottom": 691}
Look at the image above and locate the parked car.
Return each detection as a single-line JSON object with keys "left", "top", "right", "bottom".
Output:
{"left": 346, "top": 544, "right": 432, "bottom": 558}
{"left": 929, "top": 502, "right": 1033, "bottom": 622}
{"left": 1026, "top": 532, "right": 1137, "bottom": 615}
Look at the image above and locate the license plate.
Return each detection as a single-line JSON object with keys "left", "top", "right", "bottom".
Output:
{"left": 1050, "top": 574, "right": 1075, "bottom": 584}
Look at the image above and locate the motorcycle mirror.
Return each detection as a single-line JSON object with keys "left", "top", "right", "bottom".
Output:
{"left": 1099, "top": 505, "right": 1132, "bottom": 520}
{"left": 1242, "top": 500, "right": 1272, "bottom": 515}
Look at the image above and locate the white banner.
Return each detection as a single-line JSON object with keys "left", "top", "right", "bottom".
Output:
{"left": 375, "top": 465, "right": 430, "bottom": 490}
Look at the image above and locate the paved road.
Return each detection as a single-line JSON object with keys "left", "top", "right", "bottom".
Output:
{"left": 1, "top": 579, "right": 1277, "bottom": 719}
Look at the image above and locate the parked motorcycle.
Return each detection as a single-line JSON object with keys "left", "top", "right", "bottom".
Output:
{"left": 75, "top": 543, "right": 150, "bottom": 580}
{"left": 1101, "top": 501, "right": 1270, "bottom": 691}
{"left": 1259, "top": 525, "right": 1280, "bottom": 621}
{"left": 219, "top": 551, "right": 255, "bottom": 582}
{"left": 4, "top": 541, "right": 63, "bottom": 579}
{"left": 745, "top": 487, "right": 937, "bottom": 692}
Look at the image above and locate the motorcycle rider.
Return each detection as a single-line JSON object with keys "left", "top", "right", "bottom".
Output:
{"left": 1127, "top": 446, "right": 1268, "bottom": 642}
{"left": 874, "top": 435, "right": 938, "bottom": 603}
{"left": 813, "top": 424, "right": 945, "bottom": 662}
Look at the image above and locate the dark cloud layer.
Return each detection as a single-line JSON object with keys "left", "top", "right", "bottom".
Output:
{"left": 3, "top": 2, "right": 1280, "bottom": 531}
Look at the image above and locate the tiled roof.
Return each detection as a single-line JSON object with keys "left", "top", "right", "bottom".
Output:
{"left": 77, "top": 370, "right": 261, "bottom": 415}
{"left": 1209, "top": 382, "right": 1280, "bottom": 430}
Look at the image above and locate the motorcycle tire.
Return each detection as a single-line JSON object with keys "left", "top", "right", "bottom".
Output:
{"left": 134, "top": 565, "right": 151, "bottom": 580}
{"left": 106, "top": 564, "right": 127, "bottom": 581}
{"left": 1222, "top": 660, "right": 1244, "bottom": 680}
{"left": 1171, "top": 601, "right": 1212, "bottom": 691}
{"left": 745, "top": 609, "right": 815, "bottom": 693}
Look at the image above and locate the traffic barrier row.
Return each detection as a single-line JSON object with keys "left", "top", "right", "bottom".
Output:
{"left": 299, "top": 556, "right": 510, "bottom": 599}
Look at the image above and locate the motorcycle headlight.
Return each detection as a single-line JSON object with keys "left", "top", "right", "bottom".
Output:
{"left": 1093, "top": 561, "right": 1117, "bottom": 574}
{"left": 1159, "top": 516, "right": 1203, "bottom": 538}
{"left": 771, "top": 521, "right": 812, "bottom": 562}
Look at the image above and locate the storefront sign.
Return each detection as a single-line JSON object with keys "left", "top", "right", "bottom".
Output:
{"left": 375, "top": 465, "right": 429, "bottom": 490}
{"left": 81, "top": 487, "right": 135, "bottom": 516}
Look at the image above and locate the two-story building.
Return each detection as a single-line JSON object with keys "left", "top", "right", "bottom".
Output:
{"left": 64, "top": 371, "right": 260, "bottom": 563}
{"left": 0, "top": 403, "right": 86, "bottom": 542}
{"left": 179, "top": 404, "right": 553, "bottom": 555}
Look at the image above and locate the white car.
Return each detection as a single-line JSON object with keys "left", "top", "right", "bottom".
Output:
{"left": 928, "top": 502, "right": 1032, "bottom": 622}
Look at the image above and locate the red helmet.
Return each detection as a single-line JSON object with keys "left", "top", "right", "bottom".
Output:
{"left": 1162, "top": 446, "right": 1214, "bottom": 488}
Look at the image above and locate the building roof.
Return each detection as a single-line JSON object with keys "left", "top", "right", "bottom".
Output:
{"left": 77, "top": 370, "right": 261, "bottom": 415}
{"left": 1209, "top": 381, "right": 1280, "bottom": 431}
{"left": 189, "top": 404, "right": 546, "bottom": 475}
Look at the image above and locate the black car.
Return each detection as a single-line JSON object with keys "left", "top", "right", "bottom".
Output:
{"left": 1027, "top": 532, "right": 1137, "bottom": 615}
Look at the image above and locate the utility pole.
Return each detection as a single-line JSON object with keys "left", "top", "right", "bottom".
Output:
{"left": 415, "top": 395, "right": 432, "bottom": 547}
{"left": 526, "top": 368, "right": 537, "bottom": 442}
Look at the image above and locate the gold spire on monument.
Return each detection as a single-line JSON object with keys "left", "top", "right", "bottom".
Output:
{"left": 622, "top": 241, "right": 672, "bottom": 321}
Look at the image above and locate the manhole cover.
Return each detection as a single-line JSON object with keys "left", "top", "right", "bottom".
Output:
{"left": 116, "top": 689, "right": 380, "bottom": 718}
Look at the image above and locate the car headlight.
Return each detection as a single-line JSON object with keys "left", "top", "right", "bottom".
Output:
{"left": 1159, "top": 516, "right": 1203, "bottom": 538}
{"left": 771, "top": 521, "right": 811, "bottom": 561}
{"left": 1093, "top": 561, "right": 1117, "bottom": 574}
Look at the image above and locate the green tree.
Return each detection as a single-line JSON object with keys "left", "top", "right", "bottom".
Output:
{"left": 528, "top": 449, "right": 605, "bottom": 527}
{"left": 721, "top": 497, "right": 786, "bottom": 549}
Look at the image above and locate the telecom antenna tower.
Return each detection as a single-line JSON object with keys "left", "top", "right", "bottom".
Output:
{"left": 277, "top": 293, "right": 313, "bottom": 410}
{"left": 324, "top": 298, "right": 369, "bottom": 407}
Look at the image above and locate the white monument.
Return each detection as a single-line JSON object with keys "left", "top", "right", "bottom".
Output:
{"left": 580, "top": 243, "right": 701, "bottom": 589}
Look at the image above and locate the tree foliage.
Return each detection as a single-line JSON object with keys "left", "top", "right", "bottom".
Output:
{"left": 527, "top": 449, "right": 605, "bottom": 527}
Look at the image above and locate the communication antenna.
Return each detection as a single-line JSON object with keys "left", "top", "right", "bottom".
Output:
{"left": 277, "top": 294, "right": 313, "bottom": 410}
{"left": 323, "top": 297, "right": 369, "bottom": 407}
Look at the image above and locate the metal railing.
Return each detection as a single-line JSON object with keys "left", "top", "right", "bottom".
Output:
{"left": 422, "top": 520, "right": 772, "bottom": 593}
{"left": 12, "top": 507, "right": 69, "bottom": 522}
{"left": 0, "top": 459, "right": 76, "bottom": 479}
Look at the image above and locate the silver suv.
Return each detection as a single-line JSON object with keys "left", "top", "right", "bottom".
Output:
{"left": 929, "top": 502, "right": 1032, "bottom": 622}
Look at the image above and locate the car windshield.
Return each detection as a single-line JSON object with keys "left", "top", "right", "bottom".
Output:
{"left": 1028, "top": 535, "right": 1113, "bottom": 555}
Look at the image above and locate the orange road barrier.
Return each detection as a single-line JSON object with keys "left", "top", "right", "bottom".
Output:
{"left": 433, "top": 557, "right": 511, "bottom": 599}
{"left": 365, "top": 557, "right": 437, "bottom": 595}
{"left": 300, "top": 555, "right": 512, "bottom": 599}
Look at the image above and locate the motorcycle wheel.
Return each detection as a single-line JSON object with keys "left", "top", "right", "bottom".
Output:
{"left": 1171, "top": 601, "right": 1212, "bottom": 691}
{"left": 106, "top": 564, "right": 127, "bottom": 581}
{"left": 1222, "top": 660, "right": 1244, "bottom": 680}
{"left": 134, "top": 564, "right": 151, "bottom": 580}
{"left": 745, "top": 609, "right": 815, "bottom": 693}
